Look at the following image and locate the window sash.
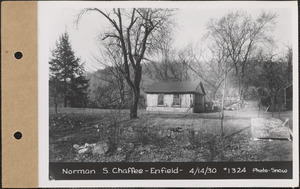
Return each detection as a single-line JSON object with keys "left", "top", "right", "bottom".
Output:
{"left": 173, "top": 94, "right": 180, "bottom": 106}
{"left": 157, "top": 94, "right": 164, "bottom": 105}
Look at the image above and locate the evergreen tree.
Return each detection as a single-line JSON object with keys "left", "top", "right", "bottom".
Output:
{"left": 68, "top": 65, "right": 89, "bottom": 107}
{"left": 49, "top": 32, "right": 89, "bottom": 109}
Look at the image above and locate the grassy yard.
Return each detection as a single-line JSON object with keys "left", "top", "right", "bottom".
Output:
{"left": 49, "top": 107, "right": 292, "bottom": 162}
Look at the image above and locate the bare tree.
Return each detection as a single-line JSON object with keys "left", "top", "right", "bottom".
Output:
{"left": 92, "top": 41, "right": 128, "bottom": 107}
{"left": 183, "top": 43, "right": 231, "bottom": 139}
{"left": 206, "top": 11, "right": 277, "bottom": 107}
{"left": 202, "top": 46, "right": 228, "bottom": 100}
{"left": 145, "top": 36, "right": 182, "bottom": 82}
{"left": 254, "top": 47, "right": 292, "bottom": 117}
{"left": 77, "top": 8, "right": 175, "bottom": 119}
{"left": 176, "top": 45, "right": 197, "bottom": 81}
{"left": 147, "top": 54, "right": 191, "bottom": 82}
{"left": 285, "top": 46, "right": 293, "bottom": 84}
{"left": 256, "top": 61, "right": 288, "bottom": 116}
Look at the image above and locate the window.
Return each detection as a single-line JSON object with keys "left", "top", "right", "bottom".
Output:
{"left": 173, "top": 94, "right": 181, "bottom": 106}
{"left": 157, "top": 94, "right": 164, "bottom": 105}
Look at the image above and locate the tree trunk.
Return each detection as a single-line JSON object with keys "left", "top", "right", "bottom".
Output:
{"left": 238, "top": 86, "right": 244, "bottom": 109}
{"left": 270, "top": 96, "right": 275, "bottom": 117}
{"left": 212, "top": 88, "right": 218, "bottom": 101}
{"left": 120, "top": 92, "right": 125, "bottom": 107}
{"left": 126, "top": 64, "right": 142, "bottom": 119}
{"left": 54, "top": 79, "right": 58, "bottom": 113}
{"left": 220, "top": 72, "right": 227, "bottom": 139}
{"left": 64, "top": 95, "right": 67, "bottom": 107}
{"left": 240, "top": 90, "right": 244, "bottom": 108}
{"left": 257, "top": 100, "right": 261, "bottom": 117}
{"left": 120, "top": 84, "right": 125, "bottom": 107}
{"left": 130, "top": 90, "right": 139, "bottom": 119}
{"left": 54, "top": 98, "right": 58, "bottom": 114}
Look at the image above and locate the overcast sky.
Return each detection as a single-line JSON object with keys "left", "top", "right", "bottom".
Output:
{"left": 39, "top": 1, "right": 297, "bottom": 72}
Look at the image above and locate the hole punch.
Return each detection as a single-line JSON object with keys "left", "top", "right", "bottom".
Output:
{"left": 14, "top": 51, "right": 23, "bottom": 59}
{"left": 14, "top": 131, "right": 22, "bottom": 140}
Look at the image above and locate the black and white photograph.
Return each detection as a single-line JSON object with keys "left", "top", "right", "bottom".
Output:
{"left": 38, "top": 0, "right": 298, "bottom": 187}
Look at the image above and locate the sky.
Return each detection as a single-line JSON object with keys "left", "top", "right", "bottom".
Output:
{"left": 38, "top": 1, "right": 297, "bottom": 72}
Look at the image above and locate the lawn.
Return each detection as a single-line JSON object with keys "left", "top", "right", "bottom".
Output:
{"left": 49, "top": 107, "right": 292, "bottom": 162}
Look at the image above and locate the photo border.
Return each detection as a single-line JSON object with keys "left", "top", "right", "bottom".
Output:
{"left": 38, "top": 1, "right": 299, "bottom": 187}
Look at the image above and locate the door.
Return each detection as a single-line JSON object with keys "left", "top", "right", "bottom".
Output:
{"left": 194, "top": 93, "right": 203, "bottom": 113}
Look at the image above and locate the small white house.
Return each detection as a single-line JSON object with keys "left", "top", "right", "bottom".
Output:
{"left": 145, "top": 81, "right": 206, "bottom": 113}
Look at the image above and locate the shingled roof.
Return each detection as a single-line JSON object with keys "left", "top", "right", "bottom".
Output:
{"left": 145, "top": 81, "right": 205, "bottom": 94}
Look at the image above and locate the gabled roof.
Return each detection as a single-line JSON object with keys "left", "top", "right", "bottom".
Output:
{"left": 145, "top": 81, "right": 205, "bottom": 94}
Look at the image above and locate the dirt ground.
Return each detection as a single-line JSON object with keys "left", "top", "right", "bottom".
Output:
{"left": 49, "top": 107, "right": 293, "bottom": 162}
